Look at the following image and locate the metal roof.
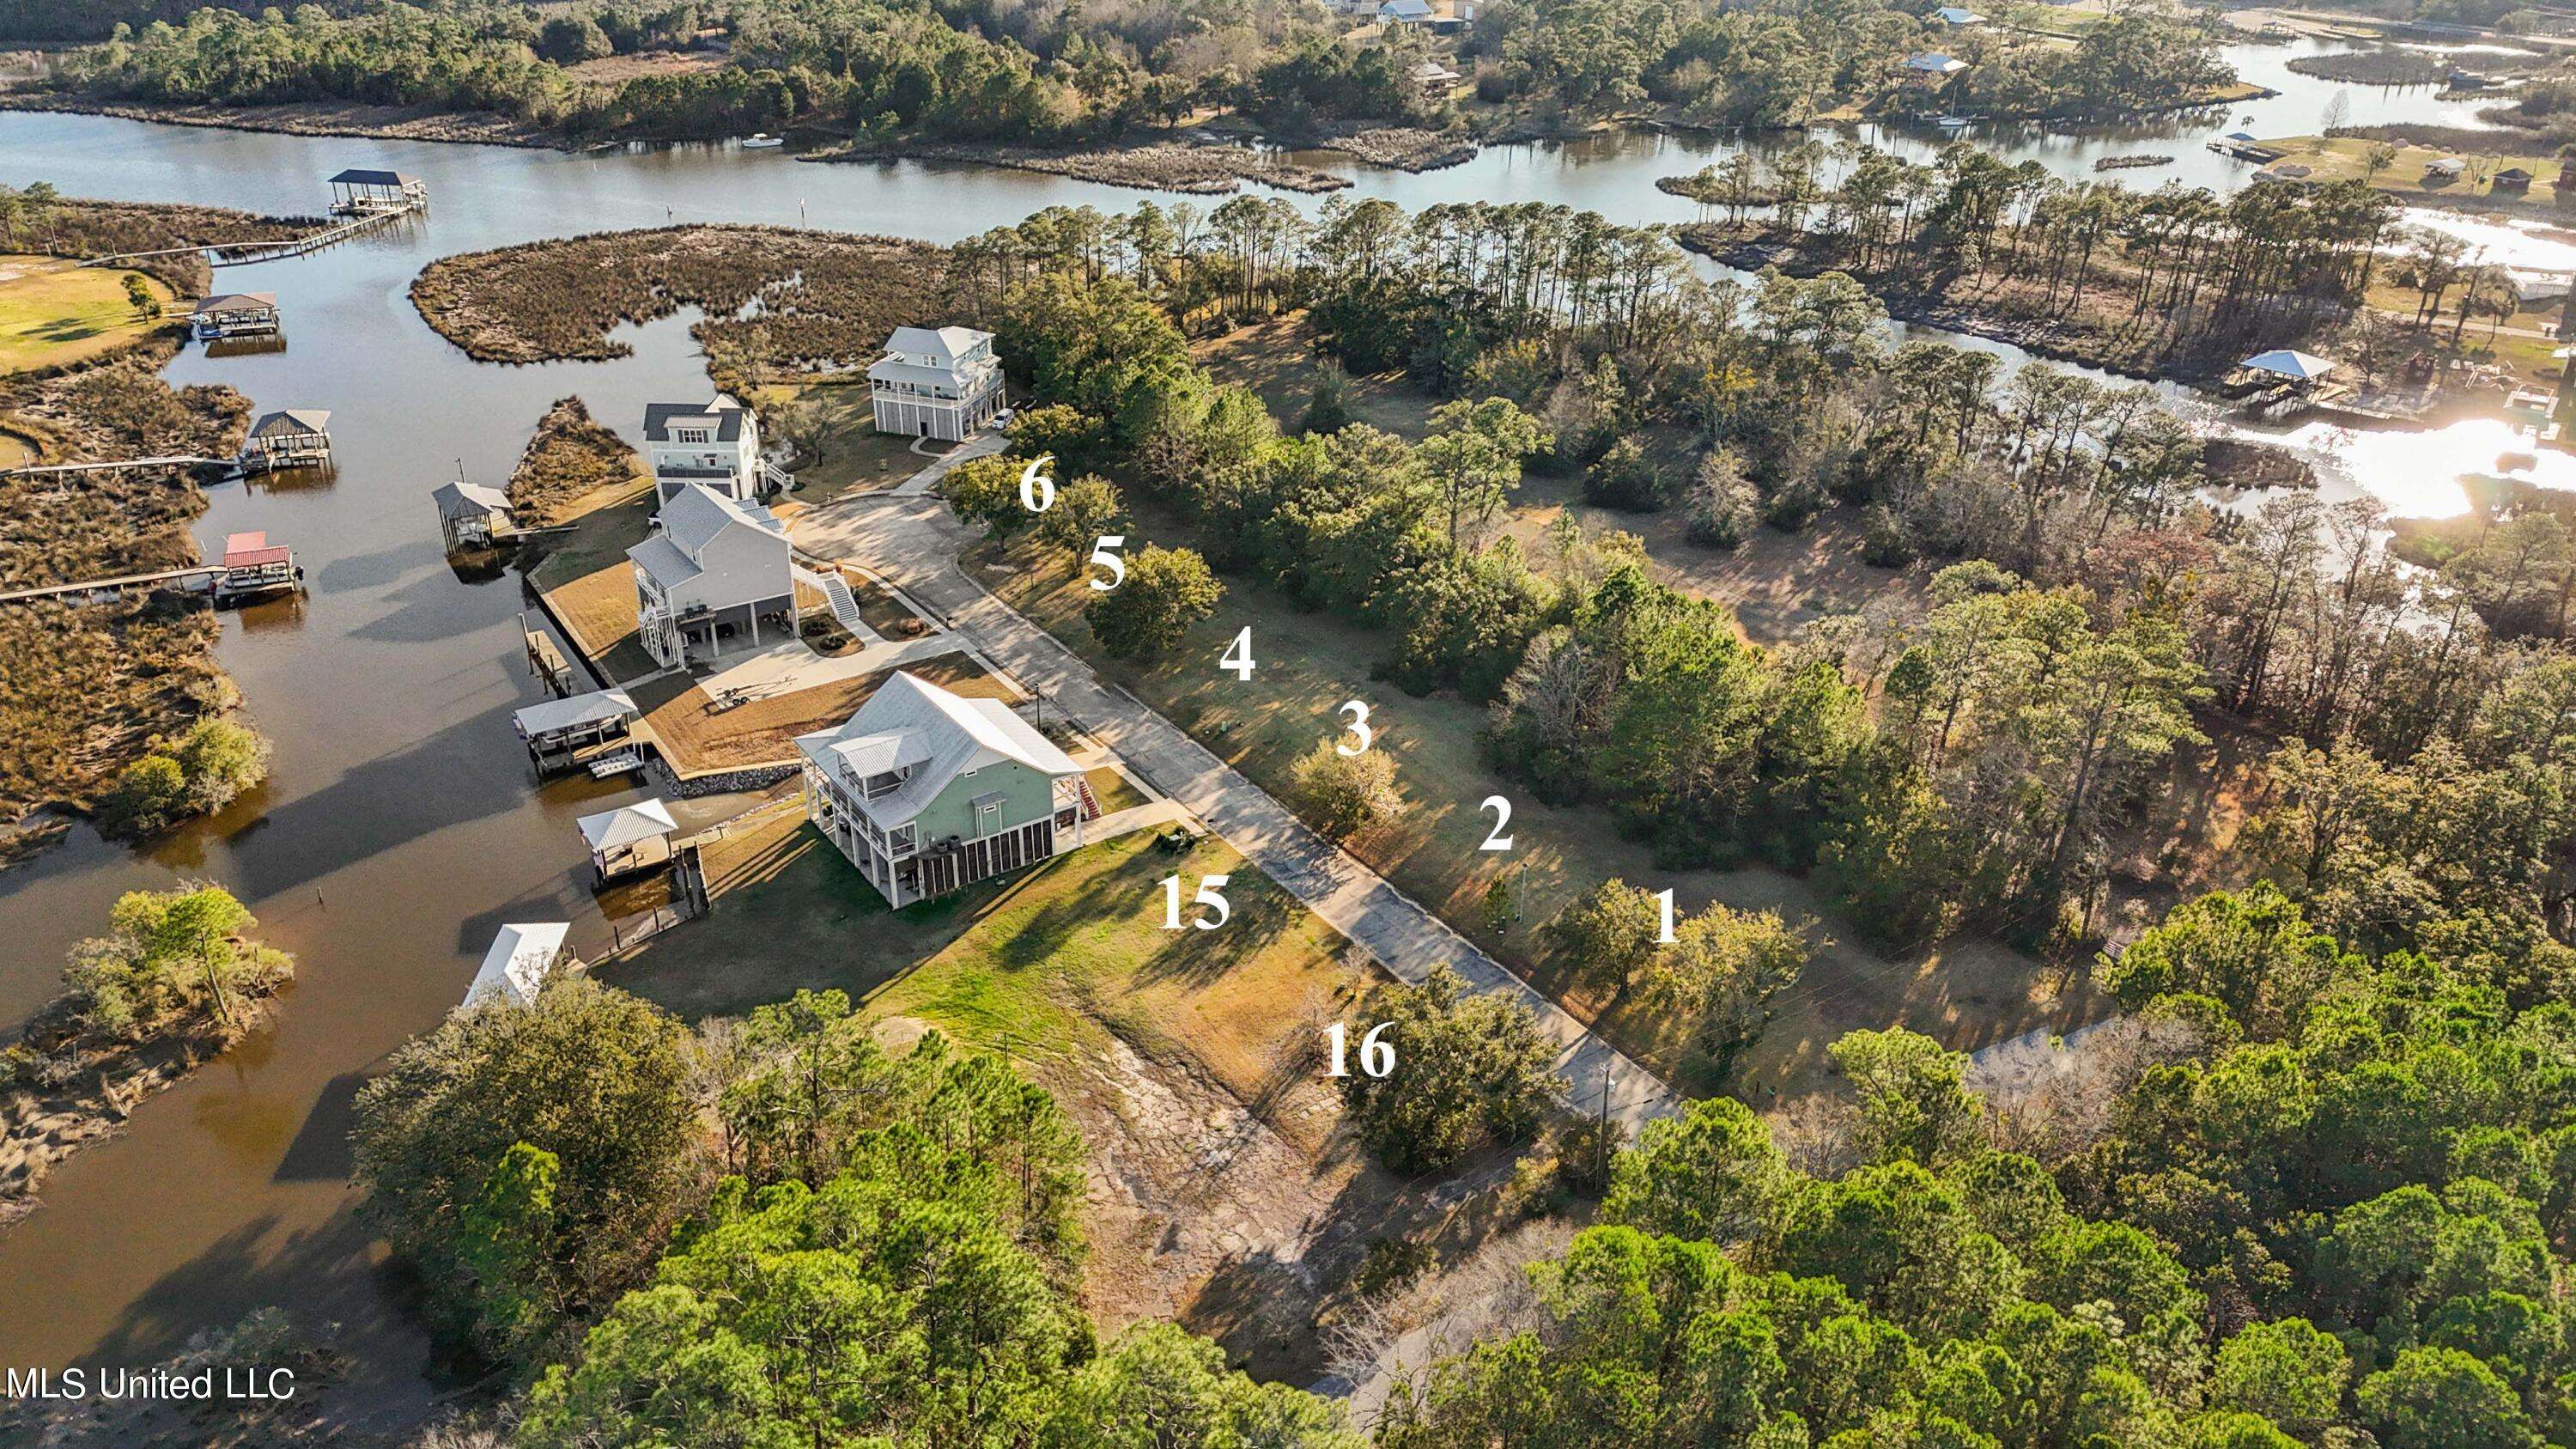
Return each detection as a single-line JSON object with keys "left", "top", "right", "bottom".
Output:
{"left": 513, "top": 687, "right": 637, "bottom": 740}
{"left": 431, "top": 479, "right": 512, "bottom": 517}
{"left": 222, "top": 531, "right": 290, "bottom": 568}
{"left": 329, "top": 168, "right": 418, "bottom": 186}
{"left": 794, "top": 671, "right": 1079, "bottom": 828}
{"left": 578, "top": 798, "right": 678, "bottom": 852}
{"left": 465, "top": 922, "right": 570, "bottom": 1009}
{"left": 2240, "top": 349, "right": 2336, "bottom": 381}
{"left": 643, "top": 399, "right": 747, "bottom": 443}
{"left": 248, "top": 408, "right": 331, "bottom": 436}
{"left": 194, "top": 292, "right": 276, "bottom": 314}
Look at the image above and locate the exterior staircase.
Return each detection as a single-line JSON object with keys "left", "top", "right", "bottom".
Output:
{"left": 1075, "top": 772, "right": 1102, "bottom": 821}
{"left": 793, "top": 563, "right": 877, "bottom": 642}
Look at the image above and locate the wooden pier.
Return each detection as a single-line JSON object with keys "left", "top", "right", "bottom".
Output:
{"left": 0, "top": 563, "right": 222, "bottom": 607}
{"left": 523, "top": 615, "right": 576, "bottom": 697}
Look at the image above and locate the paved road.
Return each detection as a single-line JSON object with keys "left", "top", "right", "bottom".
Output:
{"left": 793, "top": 494, "right": 1682, "bottom": 1132}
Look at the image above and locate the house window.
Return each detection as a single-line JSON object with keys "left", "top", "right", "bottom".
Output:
{"left": 677, "top": 427, "right": 711, "bottom": 444}
{"left": 890, "top": 822, "right": 916, "bottom": 854}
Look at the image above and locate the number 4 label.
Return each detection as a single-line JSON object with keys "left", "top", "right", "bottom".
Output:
{"left": 1220, "top": 626, "right": 1255, "bottom": 681}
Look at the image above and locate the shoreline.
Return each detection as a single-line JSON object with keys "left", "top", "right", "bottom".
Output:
{"left": 806, "top": 137, "right": 1354, "bottom": 194}
{"left": 0, "top": 993, "right": 282, "bottom": 1230}
{"left": 1674, "top": 228, "right": 2212, "bottom": 387}
{"left": 0, "top": 91, "right": 562, "bottom": 148}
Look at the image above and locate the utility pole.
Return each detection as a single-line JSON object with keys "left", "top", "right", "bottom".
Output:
{"left": 1595, "top": 1062, "right": 1612, "bottom": 1187}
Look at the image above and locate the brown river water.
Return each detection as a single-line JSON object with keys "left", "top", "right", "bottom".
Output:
{"left": 0, "top": 45, "right": 2536, "bottom": 1406}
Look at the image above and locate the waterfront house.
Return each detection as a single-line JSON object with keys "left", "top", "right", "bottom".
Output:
{"left": 867, "top": 326, "right": 1005, "bottom": 443}
{"left": 432, "top": 478, "right": 516, "bottom": 550}
{"left": 191, "top": 292, "right": 279, "bottom": 341}
{"left": 577, "top": 798, "right": 679, "bottom": 883}
{"left": 1933, "top": 6, "right": 1987, "bottom": 22}
{"left": 239, "top": 409, "right": 331, "bottom": 472}
{"left": 1379, "top": 0, "right": 1434, "bottom": 24}
{"left": 1415, "top": 58, "right": 1463, "bottom": 96}
{"left": 645, "top": 396, "right": 778, "bottom": 505}
{"left": 464, "top": 922, "right": 571, "bottom": 1009}
{"left": 795, "top": 671, "right": 1099, "bottom": 907}
{"left": 1903, "top": 52, "right": 1970, "bottom": 77}
{"left": 216, "top": 531, "right": 299, "bottom": 600}
{"left": 627, "top": 483, "right": 799, "bottom": 668}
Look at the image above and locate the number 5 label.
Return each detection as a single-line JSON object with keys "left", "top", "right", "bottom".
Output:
{"left": 1089, "top": 534, "right": 1126, "bottom": 590}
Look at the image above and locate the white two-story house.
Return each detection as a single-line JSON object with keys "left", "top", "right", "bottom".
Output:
{"left": 645, "top": 396, "right": 774, "bottom": 506}
{"left": 867, "top": 326, "right": 1005, "bottom": 444}
{"left": 627, "top": 483, "right": 799, "bottom": 668}
{"left": 796, "top": 671, "right": 1100, "bottom": 906}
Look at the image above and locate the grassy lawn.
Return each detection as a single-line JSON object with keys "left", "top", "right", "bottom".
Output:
{"left": 973, "top": 525, "right": 2081, "bottom": 1094}
{"left": 2259, "top": 135, "right": 2566, "bottom": 206}
{"left": 614, "top": 819, "right": 1358, "bottom": 1110}
{"left": 1194, "top": 315, "right": 1445, "bottom": 442}
{"left": 0, "top": 255, "right": 173, "bottom": 376}
{"left": 1084, "top": 764, "right": 1150, "bottom": 815}
{"left": 635, "top": 648, "right": 1012, "bottom": 775}
{"left": 757, "top": 381, "right": 927, "bottom": 502}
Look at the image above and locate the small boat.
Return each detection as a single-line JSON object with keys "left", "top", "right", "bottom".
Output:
{"left": 741, "top": 133, "right": 785, "bottom": 149}
{"left": 1934, "top": 114, "right": 1974, "bottom": 129}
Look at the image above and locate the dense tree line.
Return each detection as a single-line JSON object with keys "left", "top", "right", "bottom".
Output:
{"left": 1461, "top": 0, "right": 2229, "bottom": 125}
{"left": 350, "top": 983, "right": 1356, "bottom": 1439}
{"left": 1674, "top": 139, "right": 2402, "bottom": 372}
{"left": 40, "top": 0, "right": 1426, "bottom": 143}
{"left": 1381, "top": 885, "right": 2576, "bottom": 1445}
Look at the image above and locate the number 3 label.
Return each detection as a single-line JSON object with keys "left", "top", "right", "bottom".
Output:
{"left": 1338, "top": 700, "right": 1373, "bottom": 756}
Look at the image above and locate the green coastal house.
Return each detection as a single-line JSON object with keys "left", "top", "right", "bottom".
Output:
{"left": 795, "top": 671, "right": 1099, "bottom": 906}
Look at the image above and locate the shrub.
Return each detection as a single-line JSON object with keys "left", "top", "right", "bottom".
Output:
{"left": 1684, "top": 447, "right": 1759, "bottom": 548}
{"left": 1085, "top": 545, "right": 1220, "bottom": 661}
{"left": 100, "top": 716, "right": 269, "bottom": 837}
{"left": 1583, "top": 436, "right": 1664, "bottom": 510}
{"left": 1339, "top": 964, "right": 1567, "bottom": 1174}
{"left": 1301, "top": 360, "right": 1354, "bottom": 435}
{"left": 1291, "top": 741, "right": 1403, "bottom": 837}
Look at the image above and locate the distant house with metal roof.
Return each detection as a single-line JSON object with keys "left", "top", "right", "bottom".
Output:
{"left": 240, "top": 408, "right": 331, "bottom": 472}
{"left": 1379, "top": 0, "right": 1434, "bottom": 23}
{"left": 1934, "top": 6, "right": 1987, "bottom": 22}
{"left": 464, "top": 922, "right": 572, "bottom": 1009}
{"left": 868, "top": 326, "right": 1005, "bottom": 443}
{"left": 1903, "top": 51, "right": 1971, "bottom": 76}
{"left": 628, "top": 483, "right": 798, "bottom": 667}
{"left": 644, "top": 396, "right": 779, "bottom": 506}
{"left": 191, "top": 292, "right": 278, "bottom": 341}
{"left": 796, "top": 671, "right": 1097, "bottom": 906}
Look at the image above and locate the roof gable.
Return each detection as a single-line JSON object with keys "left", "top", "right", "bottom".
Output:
{"left": 796, "top": 672, "right": 1080, "bottom": 825}
{"left": 659, "top": 482, "right": 785, "bottom": 559}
